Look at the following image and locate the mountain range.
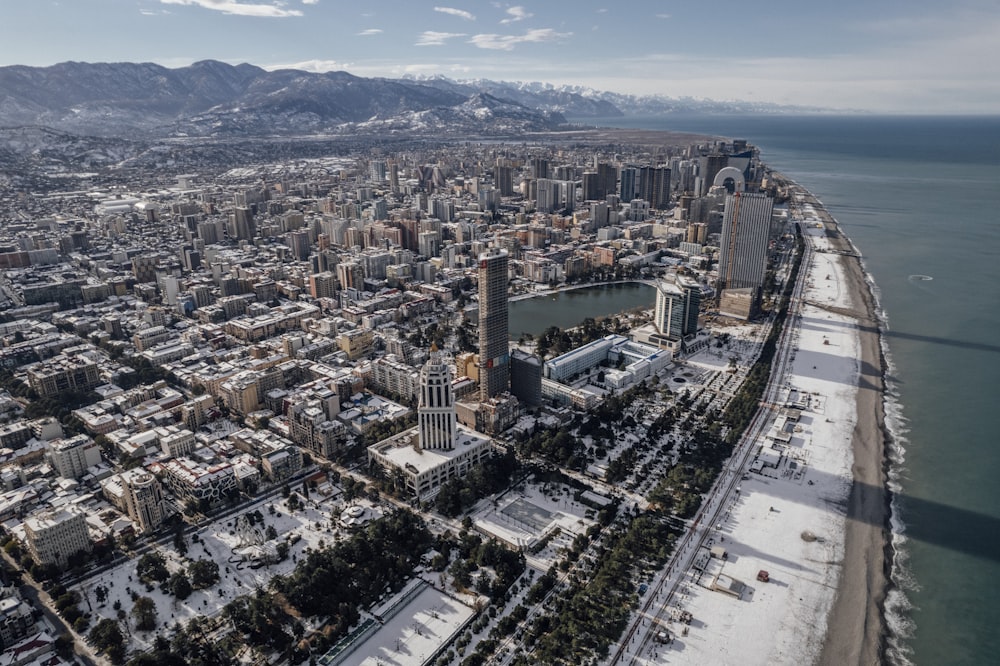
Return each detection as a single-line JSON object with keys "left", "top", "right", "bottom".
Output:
{"left": 0, "top": 60, "right": 825, "bottom": 139}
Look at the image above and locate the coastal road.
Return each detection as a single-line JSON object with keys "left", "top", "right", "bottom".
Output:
{"left": 609, "top": 226, "right": 813, "bottom": 665}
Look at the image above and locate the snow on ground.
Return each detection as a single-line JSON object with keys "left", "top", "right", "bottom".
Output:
{"left": 75, "top": 489, "right": 381, "bottom": 651}
{"left": 628, "top": 222, "right": 861, "bottom": 665}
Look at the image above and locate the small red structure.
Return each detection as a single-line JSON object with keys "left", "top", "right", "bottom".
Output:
{"left": 757, "top": 570, "right": 770, "bottom": 583}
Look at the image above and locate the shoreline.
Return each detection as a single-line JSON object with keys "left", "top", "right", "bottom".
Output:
{"left": 792, "top": 186, "right": 892, "bottom": 666}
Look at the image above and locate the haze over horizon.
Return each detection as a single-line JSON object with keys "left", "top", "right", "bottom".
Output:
{"left": 1, "top": 0, "right": 998, "bottom": 115}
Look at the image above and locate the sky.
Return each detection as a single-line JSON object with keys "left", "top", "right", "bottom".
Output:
{"left": 1, "top": 0, "right": 998, "bottom": 113}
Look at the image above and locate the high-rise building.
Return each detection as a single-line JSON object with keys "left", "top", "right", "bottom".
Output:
{"left": 619, "top": 166, "right": 638, "bottom": 203}
{"left": 510, "top": 349, "right": 542, "bottom": 407}
{"left": 590, "top": 202, "right": 609, "bottom": 229}
{"left": 418, "top": 346, "right": 457, "bottom": 450}
{"left": 638, "top": 166, "right": 671, "bottom": 209}
{"left": 654, "top": 277, "right": 701, "bottom": 339}
{"left": 120, "top": 468, "right": 167, "bottom": 534}
{"left": 703, "top": 154, "right": 729, "bottom": 195}
{"left": 309, "top": 271, "right": 338, "bottom": 300}
{"left": 582, "top": 171, "right": 599, "bottom": 201}
{"left": 336, "top": 261, "right": 364, "bottom": 291}
{"left": 418, "top": 230, "right": 441, "bottom": 258}
{"left": 596, "top": 162, "right": 617, "bottom": 200}
{"left": 478, "top": 249, "right": 510, "bottom": 401}
{"left": 197, "top": 220, "right": 220, "bottom": 245}
{"left": 494, "top": 164, "right": 514, "bottom": 196}
{"left": 389, "top": 162, "right": 400, "bottom": 192}
{"left": 288, "top": 230, "right": 311, "bottom": 260}
{"left": 535, "top": 178, "right": 560, "bottom": 213}
{"left": 532, "top": 157, "right": 550, "bottom": 180}
{"left": 718, "top": 192, "right": 775, "bottom": 293}
{"left": 229, "top": 206, "right": 255, "bottom": 241}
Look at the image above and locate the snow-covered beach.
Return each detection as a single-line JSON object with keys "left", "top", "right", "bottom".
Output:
{"left": 616, "top": 189, "right": 888, "bottom": 665}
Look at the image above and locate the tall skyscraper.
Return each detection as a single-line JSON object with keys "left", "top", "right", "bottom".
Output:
{"left": 418, "top": 345, "right": 457, "bottom": 450}
{"left": 654, "top": 277, "right": 701, "bottom": 339}
{"left": 229, "top": 206, "right": 255, "bottom": 241}
{"left": 388, "top": 162, "right": 400, "bottom": 192}
{"left": 718, "top": 192, "right": 775, "bottom": 292}
{"left": 535, "top": 178, "right": 560, "bottom": 213}
{"left": 619, "top": 166, "right": 638, "bottom": 203}
{"left": 638, "top": 166, "right": 671, "bottom": 209}
{"left": 478, "top": 249, "right": 510, "bottom": 401}
{"left": 494, "top": 164, "right": 514, "bottom": 196}
{"left": 596, "top": 162, "right": 617, "bottom": 199}
{"left": 581, "top": 171, "right": 599, "bottom": 201}
{"left": 703, "top": 154, "right": 729, "bottom": 194}
{"left": 532, "top": 157, "right": 550, "bottom": 180}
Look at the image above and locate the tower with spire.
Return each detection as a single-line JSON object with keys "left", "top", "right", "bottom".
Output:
{"left": 418, "top": 343, "right": 457, "bottom": 451}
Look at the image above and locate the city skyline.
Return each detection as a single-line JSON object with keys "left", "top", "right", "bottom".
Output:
{"left": 1, "top": 1, "right": 998, "bottom": 114}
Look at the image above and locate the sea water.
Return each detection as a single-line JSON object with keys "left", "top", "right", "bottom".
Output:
{"left": 576, "top": 114, "right": 1000, "bottom": 665}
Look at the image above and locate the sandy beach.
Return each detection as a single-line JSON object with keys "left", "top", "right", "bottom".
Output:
{"left": 810, "top": 190, "right": 890, "bottom": 666}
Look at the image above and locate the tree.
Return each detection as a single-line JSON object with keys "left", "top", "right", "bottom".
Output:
{"left": 54, "top": 632, "right": 74, "bottom": 660}
{"left": 132, "top": 595, "right": 158, "bottom": 631}
{"left": 172, "top": 527, "right": 187, "bottom": 556}
{"left": 188, "top": 559, "right": 220, "bottom": 589}
{"left": 136, "top": 551, "right": 169, "bottom": 583}
{"left": 3, "top": 539, "right": 21, "bottom": 558}
{"left": 169, "top": 572, "right": 192, "bottom": 600}
{"left": 90, "top": 618, "right": 124, "bottom": 659}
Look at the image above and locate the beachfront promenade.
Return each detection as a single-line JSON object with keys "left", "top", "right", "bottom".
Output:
{"left": 606, "top": 184, "right": 885, "bottom": 665}
{"left": 606, "top": 210, "right": 811, "bottom": 665}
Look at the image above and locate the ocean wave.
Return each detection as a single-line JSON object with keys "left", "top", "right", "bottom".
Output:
{"left": 867, "top": 267, "right": 917, "bottom": 666}
{"left": 884, "top": 586, "right": 917, "bottom": 666}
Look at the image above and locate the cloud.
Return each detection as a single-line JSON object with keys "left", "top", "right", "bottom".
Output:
{"left": 655, "top": 13, "right": 671, "bottom": 19}
{"left": 500, "top": 6, "right": 532, "bottom": 24}
{"left": 357, "top": 28, "right": 383, "bottom": 36}
{"left": 302, "top": 0, "right": 319, "bottom": 5}
{"left": 264, "top": 59, "right": 352, "bottom": 72}
{"left": 416, "top": 31, "right": 467, "bottom": 47}
{"left": 434, "top": 6, "right": 475, "bottom": 21}
{"left": 159, "top": 0, "right": 302, "bottom": 17}
{"left": 468, "top": 28, "right": 570, "bottom": 51}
